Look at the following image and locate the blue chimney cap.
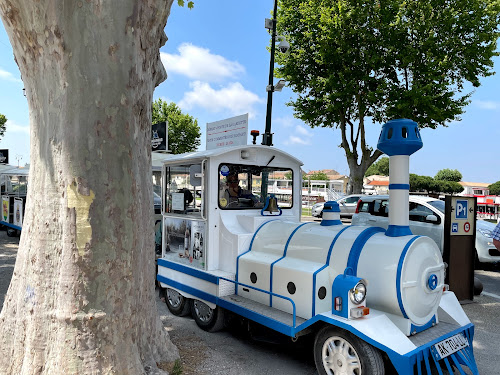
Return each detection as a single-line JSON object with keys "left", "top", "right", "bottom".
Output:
{"left": 323, "top": 201, "right": 340, "bottom": 213}
{"left": 377, "top": 119, "right": 423, "bottom": 156}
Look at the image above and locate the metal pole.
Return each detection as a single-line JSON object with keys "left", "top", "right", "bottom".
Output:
{"left": 262, "top": 0, "right": 278, "bottom": 147}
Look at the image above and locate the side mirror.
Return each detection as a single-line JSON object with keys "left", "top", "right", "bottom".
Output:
{"left": 426, "top": 214, "right": 439, "bottom": 223}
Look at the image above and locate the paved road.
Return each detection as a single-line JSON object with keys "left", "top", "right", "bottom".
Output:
{"left": 1, "top": 229, "right": 498, "bottom": 374}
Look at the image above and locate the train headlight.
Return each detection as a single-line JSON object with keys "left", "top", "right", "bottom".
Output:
{"left": 349, "top": 282, "right": 367, "bottom": 305}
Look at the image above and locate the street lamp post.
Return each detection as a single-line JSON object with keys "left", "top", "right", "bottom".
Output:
{"left": 262, "top": 0, "right": 279, "bottom": 147}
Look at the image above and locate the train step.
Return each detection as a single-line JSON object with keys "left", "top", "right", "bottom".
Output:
{"left": 218, "top": 293, "right": 306, "bottom": 329}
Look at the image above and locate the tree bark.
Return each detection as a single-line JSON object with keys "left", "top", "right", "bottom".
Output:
{"left": 0, "top": 1, "right": 179, "bottom": 373}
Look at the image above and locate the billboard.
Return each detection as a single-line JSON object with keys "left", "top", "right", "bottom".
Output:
{"left": 206, "top": 114, "right": 248, "bottom": 150}
{"left": 152, "top": 121, "right": 168, "bottom": 151}
{"left": 0, "top": 149, "right": 8, "bottom": 164}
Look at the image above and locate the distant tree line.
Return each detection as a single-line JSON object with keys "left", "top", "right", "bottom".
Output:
{"left": 409, "top": 174, "right": 463, "bottom": 195}
{"left": 488, "top": 181, "right": 500, "bottom": 195}
{"left": 366, "top": 159, "right": 464, "bottom": 195}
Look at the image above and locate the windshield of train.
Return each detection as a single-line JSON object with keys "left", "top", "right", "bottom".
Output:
{"left": 218, "top": 163, "right": 293, "bottom": 210}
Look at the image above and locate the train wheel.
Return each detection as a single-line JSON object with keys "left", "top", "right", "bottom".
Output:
{"left": 191, "top": 299, "right": 225, "bottom": 332}
{"left": 165, "top": 288, "right": 191, "bottom": 316}
{"left": 314, "top": 326, "right": 384, "bottom": 375}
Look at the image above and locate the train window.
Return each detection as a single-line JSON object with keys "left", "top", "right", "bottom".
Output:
{"left": 164, "top": 163, "right": 203, "bottom": 217}
{"left": 218, "top": 163, "right": 293, "bottom": 210}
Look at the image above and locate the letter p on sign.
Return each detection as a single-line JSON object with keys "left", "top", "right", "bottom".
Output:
{"left": 455, "top": 200, "right": 468, "bottom": 219}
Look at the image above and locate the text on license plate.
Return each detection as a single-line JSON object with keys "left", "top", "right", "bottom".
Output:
{"left": 432, "top": 333, "right": 469, "bottom": 360}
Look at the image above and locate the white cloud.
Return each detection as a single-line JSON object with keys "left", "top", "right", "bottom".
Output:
{"left": 161, "top": 43, "right": 245, "bottom": 82}
{"left": 283, "top": 125, "right": 313, "bottom": 145}
{"left": 0, "top": 68, "right": 21, "bottom": 83}
{"left": 287, "top": 135, "right": 311, "bottom": 145}
{"left": 178, "top": 81, "right": 263, "bottom": 118}
{"left": 275, "top": 117, "right": 313, "bottom": 145}
{"left": 5, "top": 120, "right": 29, "bottom": 134}
{"left": 296, "top": 125, "right": 312, "bottom": 137}
{"left": 274, "top": 116, "right": 296, "bottom": 128}
{"left": 475, "top": 100, "right": 500, "bottom": 110}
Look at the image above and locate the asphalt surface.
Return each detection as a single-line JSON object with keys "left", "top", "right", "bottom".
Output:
{"left": 1, "top": 227, "right": 499, "bottom": 374}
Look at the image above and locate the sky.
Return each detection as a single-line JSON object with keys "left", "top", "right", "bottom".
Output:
{"left": 0, "top": 1, "right": 499, "bottom": 183}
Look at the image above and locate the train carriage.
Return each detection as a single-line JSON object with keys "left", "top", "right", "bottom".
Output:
{"left": 157, "top": 119, "right": 479, "bottom": 375}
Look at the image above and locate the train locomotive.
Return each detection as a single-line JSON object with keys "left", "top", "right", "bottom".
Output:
{"left": 157, "top": 119, "right": 478, "bottom": 375}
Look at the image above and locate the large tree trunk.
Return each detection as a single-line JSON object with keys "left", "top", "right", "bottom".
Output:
{"left": 0, "top": 1, "right": 179, "bottom": 373}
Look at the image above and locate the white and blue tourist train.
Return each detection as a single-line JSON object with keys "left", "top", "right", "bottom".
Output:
{"left": 157, "top": 119, "right": 478, "bottom": 375}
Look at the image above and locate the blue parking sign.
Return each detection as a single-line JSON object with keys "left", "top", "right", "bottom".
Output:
{"left": 452, "top": 223, "right": 458, "bottom": 233}
{"left": 455, "top": 200, "right": 468, "bottom": 219}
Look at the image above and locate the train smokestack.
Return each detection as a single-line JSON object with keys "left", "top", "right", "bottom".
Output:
{"left": 377, "top": 119, "right": 423, "bottom": 237}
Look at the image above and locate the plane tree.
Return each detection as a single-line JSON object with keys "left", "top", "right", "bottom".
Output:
{"left": 0, "top": 0, "right": 182, "bottom": 373}
{"left": 276, "top": 0, "right": 500, "bottom": 193}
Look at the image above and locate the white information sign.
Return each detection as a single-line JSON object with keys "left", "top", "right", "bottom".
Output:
{"left": 450, "top": 197, "right": 475, "bottom": 236}
{"left": 206, "top": 114, "right": 249, "bottom": 150}
{"left": 172, "top": 193, "right": 185, "bottom": 211}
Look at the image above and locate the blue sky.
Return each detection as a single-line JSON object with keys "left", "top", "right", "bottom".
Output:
{"left": 1, "top": 1, "right": 499, "bottom": 183}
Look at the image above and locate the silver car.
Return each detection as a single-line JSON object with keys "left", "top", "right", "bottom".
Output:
{"left": 311, "top": 194, "right": 365, "bottom": 219}
{"left": 351, "top": 195, "right": 500, "bottom": 265}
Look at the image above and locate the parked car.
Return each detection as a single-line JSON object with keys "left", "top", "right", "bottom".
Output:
{"left": 311, "top": 194, "right": 365, "bottom": 219}
{"left": 351, "top": 195, "right": 500, "bottom": 265}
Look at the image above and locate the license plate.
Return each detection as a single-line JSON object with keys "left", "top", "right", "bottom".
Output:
{"left": 431, "top": 333, "right": 469, "bottom": 360}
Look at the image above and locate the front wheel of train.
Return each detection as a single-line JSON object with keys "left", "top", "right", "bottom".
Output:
{"left": 314, "top": 326, "right": 384, "bottom": 375}
{"left": 191, "top": 299, "right": 225, "bottom": 333}
{"left": 165, "top": 288, "right": 191, "bottom": 316}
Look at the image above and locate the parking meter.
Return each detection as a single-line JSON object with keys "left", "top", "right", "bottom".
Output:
{"left": 443, "top": 196, "right": 477, "bottom": 302}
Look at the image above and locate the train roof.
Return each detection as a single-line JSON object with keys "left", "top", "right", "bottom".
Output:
{"left": 0, "top": 165, "right": 30, "bottom": 176}
{"left": 158, "top": 145, "right": 304, "bottom": 167}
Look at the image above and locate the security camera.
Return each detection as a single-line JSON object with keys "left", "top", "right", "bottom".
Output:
{"left": 277, "top": 36, "right": 290, "bottom": 53}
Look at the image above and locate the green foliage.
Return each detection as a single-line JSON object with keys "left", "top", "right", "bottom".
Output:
{"left": 308, "top": 171, "right": 329, "bottom": 180}
{"left": 0, "top": 113, "right": 7, "bottom": 140}
{"left": 177, "top": 0, "right": 194, "bottom": 9}
{"left": 434, "top": 168, "right": 462, "bottom": 182}
{"left": 284, "top": 171, "right": 292, "bottom": 180}
{"left": 488, "top": 181, "right": 500, "bottom": 195}
{"left": 410, "top": 174, "right": 463, "bottom": 195}
{"left": 171, "top": 359, "right": 183, "bottom": 375}
{"left": 152, "top": 99, "right": 201, "bottom": 154}
{"left": 365, "top": 157, "right": 389, "bottom": 177}
{"left": 437, "top": 180, "right": 464, "bottom": 195}
{"left": 410, "top": 174, "right": 437, "bottom": 193}
{"left": 276, "top": 0, "right": 500, "bottom": 192}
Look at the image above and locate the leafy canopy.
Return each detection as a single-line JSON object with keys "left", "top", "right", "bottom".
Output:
{"left": 152, "top": 99, "right": 201, "bottom": 154}
{"left": 276, "top": 0, "right": 500, "bottom": 193}
{"left": 307, "top": 171, "right": 329, "bottom": 180}
{"left": 488, "top": 181, "right": 500, "bottom": 196}
{"left": 410, "top": 173, "right": 463, "bottom": 195}
{"left": 434, "top": 168, "right": 463, "bottom": 182}
{"left": 365, "top": 157, "right": 389, "bottom": 177}
{"left": 0, "top": 113, "right": 6, "bottom": 140}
